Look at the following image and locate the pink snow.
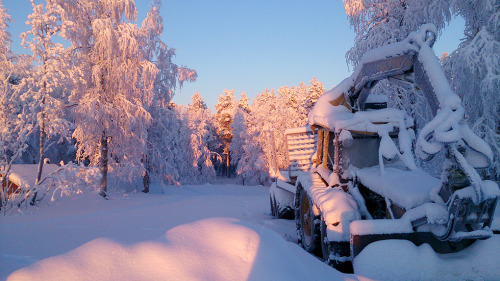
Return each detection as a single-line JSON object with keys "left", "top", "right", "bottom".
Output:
{"left": 7, "top": 217, "right": 349, "bottom": 281}
{"left": 1, "top": 183, "right": 499, "bottom": 281}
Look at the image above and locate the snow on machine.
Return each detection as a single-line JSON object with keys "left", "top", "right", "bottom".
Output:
{"left": 269, "top": 24, "right": 499, "bottom": 272}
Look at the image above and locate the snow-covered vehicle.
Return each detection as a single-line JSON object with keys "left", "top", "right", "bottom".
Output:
{"left": 269, "top": 24, "right": 499, "bottom": 272}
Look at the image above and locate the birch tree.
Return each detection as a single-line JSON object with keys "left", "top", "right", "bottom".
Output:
{"left": 20, "top": 0, "right": 73, "bottom": 204}
{"left": 57, "top": 0, "right": 157, "bottom": 197}
{"left": 443, "top": 0, "right": 500, "bottom": 180}
{"left": 343, "top": 0, "right": 451, "bottom": 67}
{"left": 140, "top": 0, "right": 197, "bottom": 191}
{"left": 0, "top": 1, "right": 35, "bottom": 211}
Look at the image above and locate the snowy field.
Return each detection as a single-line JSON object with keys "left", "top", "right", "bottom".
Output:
{"left": 1, "top": 182, "right": 499, "bottom": 281}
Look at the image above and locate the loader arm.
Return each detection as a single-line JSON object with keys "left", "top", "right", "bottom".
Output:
{"left": 345, "top": 25, "right": 442, "bottom": 115}
{"left": 338, "top": 24, "right": 499, "bottom": 242}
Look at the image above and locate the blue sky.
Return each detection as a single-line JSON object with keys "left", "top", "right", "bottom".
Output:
{"left": 4, "top": 0, "right": 464, "bottom": 109}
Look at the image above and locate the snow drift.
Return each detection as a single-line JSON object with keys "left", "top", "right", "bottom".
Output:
{"left": 7, "top": 217, "right": 351, "bottom": 281}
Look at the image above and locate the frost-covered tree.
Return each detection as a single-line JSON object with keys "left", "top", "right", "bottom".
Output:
{"left": 235, "top": 114, "right": 269, "bottom": 185}
{"left": 141, "top": 0, "right": 196, "bottom": 108}
{"left": 0, "top": 0, "right": 11, "bottom": 57}
{"left": 57, "top": 0, "right": 157, "bottom": 197}
{"left": 295, "top": 81, "right": 309, "bottom": 125}
{"left": 343, "top": 0, "right": 451, "bottom": 66}
{"left": 443, "top": 0, "right": 500, "bottom": 180}
{"left": 250, "top": 88, "right": 278, "bottom": 173}
{"left": 140, "top": 0, "right": 197, "bottom": 191}
{"left": 0, "top": 2, "right": 35, "bottom": 211}
{"left": 230, "top": 108, "right": 247, "bottom": 172}
{"left": 215, "top": 89, "right": 236, "bottom": 177}
{"left": 229, "top": 91, "right": 252, "bottom": 172}
{"left": 20, "top": 0, "right": 73, "bottom": 203}
{"left": 305, "top": 77, "right": 325, "bottom": 114}
{"left": 238, "top": 91, "right": 251, "bottom": 113}
{"left": 182, "top": 91, "right": 216, "bottom": 183}
{"left": 144, "top": 103, "right": 184, "bottom": 187}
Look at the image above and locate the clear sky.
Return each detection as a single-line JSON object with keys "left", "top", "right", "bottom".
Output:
{"left": 4, "top": 0, "right": 464, "bottom": 110}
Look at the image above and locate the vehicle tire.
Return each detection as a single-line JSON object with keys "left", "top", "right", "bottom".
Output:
{"left": 277, "top": 204, "right": 294, "bottom": 219}
{"left": 321, "top": 217, "right": 353, "bottom": 273}
{"left": 295, "top": 184, "right": 321, "bottom": 256}
{"left": 270, "top": 193, "right": 277, "bottom": 217}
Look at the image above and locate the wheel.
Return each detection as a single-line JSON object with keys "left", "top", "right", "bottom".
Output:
{"left": 321, "top": 217, "right": 353, "bottom": 273}
{"left": 295, "top": 184, "right": 321, "bottom": 255}
{"left": 270, "top": 194, "right": 277, "bottom": 217}
{"left": 276, "top": 204, "right": 294, "bottom": 219}
{"left": 270, "top": 182, "right": 294, "bottom": 219}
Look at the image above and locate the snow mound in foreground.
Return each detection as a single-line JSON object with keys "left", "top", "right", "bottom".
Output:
{"left": 7, "top": 217, "right": 352, "bottom": 281}
{"left": 354, "top": 236, "right": 500, "bottom": 281}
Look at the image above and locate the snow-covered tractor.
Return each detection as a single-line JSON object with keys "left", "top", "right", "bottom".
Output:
{"left": 269, "top": 24, "right": 499, "bottom": 272}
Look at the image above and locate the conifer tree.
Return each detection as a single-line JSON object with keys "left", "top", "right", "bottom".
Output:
{"left": 215, "top": 89, "right": 236, "bottom": 177}
{"left": 184, "top": 91, "right": 216, "bottom": 183}
{"left": 305, "top": 77, "right": 325, "bottom": 114}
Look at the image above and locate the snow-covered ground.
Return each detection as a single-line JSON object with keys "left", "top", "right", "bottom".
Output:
{"left": 1, "top": 182, "right": 499, "bottom": 281}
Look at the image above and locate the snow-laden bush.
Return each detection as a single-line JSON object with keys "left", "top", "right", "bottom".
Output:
{"left": 1, "top": 163, "right": 100, "bottom": 215}
{"left": 48, "top": 163, "right": 101, "bottom": 202}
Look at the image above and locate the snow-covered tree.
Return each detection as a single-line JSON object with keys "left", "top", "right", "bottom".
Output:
{"left": 230, "top": 108, "right": 247, "bottom": 171}
{"left": 0, "top": 2, "right": 36, "bottom": 211}
{"left": 140, "top": 0, "right": 197, "bottom": 191}
{"left": 57, "top": 0, "right": 158, "bottom": 197}
{"left": 443, "top": 0, "right": 500, "bottom": 180}
{"left": 20, "top": 0, "right": 73, "bottom": 203}
{"left": 141, "top": 0, "right": 196, "bottom": 108}
{"left": 235, "top": 120, "right": 269, "bottom": 185}
{"left": 305, "top": 77, "right": 325, "bottom": 114}
{"left": 295, "top": 81, "right": 309, "bottom": 125}
{"left": 0, "top": 0, "right": 11, "bottom": 57}
{"left": 182, "top": 91, "right": 216, "bottom": 183}
{"left": 237, "top": 91, "right": 251, "bottom": 113}
{"left": 215, "top": 89, "right": 236, "bottom": 177}
{"left": 343, "top": 0, "right": 451, "bottom": 67}
{"left": 229, "top": 91, "right": 253, "bottom": 173}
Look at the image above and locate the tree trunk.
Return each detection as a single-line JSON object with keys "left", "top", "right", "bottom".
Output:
{"left": 225, "top": 141, "right": 231, "bottom": 178}
{"left": 31, "top": 99, "right": 46, "bottom": 205}
{"left": 142, "top": 156, "right": 150, "bottom": 193}
{"left": 99, "top": 132, "right": 108, "bottom": 197}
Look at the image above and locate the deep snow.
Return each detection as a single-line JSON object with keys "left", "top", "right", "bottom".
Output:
{"left": 1, "top": 182, "right": 499, "bottom": 281}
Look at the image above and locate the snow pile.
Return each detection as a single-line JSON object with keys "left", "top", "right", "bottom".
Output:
{"left": 1, "top": 183, "right": 499, "bottom": 280}
{"left": 354, "top": 236, "right": 500, "bottom": 281}
{"left": 7, "top": 217, "right": 351, "bottom": 281}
